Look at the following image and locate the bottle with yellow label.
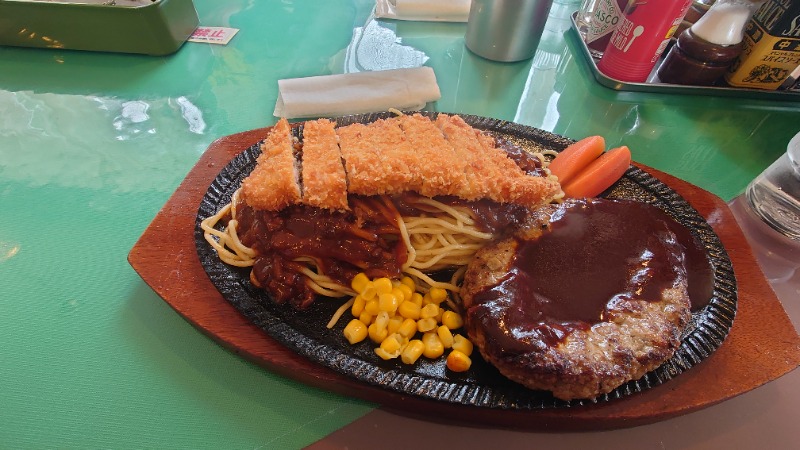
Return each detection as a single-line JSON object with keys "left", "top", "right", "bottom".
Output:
{"left": 724, "top": 0, "right": 800, "bottom": 90}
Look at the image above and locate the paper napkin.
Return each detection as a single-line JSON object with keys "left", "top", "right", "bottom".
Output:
{"left": 273, "top": 67, "right": 441, "bottom": 119}
{"left": 375, "top": 0, "right": 471, "bottom": 22}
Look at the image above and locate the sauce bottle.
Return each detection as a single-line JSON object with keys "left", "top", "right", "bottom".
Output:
{"left": 725, "top": 0, "right": 800, "bottom": 90}
{"left": 657, "top": 0, "right": 766, "bottom": 86}
{"left": 576, "top": 0, "right": 628, "bottom": 58}
{"left": 597, "top": 0, "right": 694, "bottom": 83}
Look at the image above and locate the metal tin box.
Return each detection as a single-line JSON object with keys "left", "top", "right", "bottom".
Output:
{"left": 0, "top": 0, "right": 199, "bottom": 55}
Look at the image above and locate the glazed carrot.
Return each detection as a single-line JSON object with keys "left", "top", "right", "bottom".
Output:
{"left": 562, "top": 146, "right": 631, "bottom": 198}
{"left": 548, "top": 135, "right": 606, "bottom": 185}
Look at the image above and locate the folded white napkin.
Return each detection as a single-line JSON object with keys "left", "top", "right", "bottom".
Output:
{"left": 273, "top": 67, "right": 441, "bottom": 119}
{"left": 375, "top": 0, "right": 471, "bottom": 22}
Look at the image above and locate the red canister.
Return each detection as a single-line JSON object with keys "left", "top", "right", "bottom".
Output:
{"left": 597, "top": 0, "right": 694, "bottom": 82}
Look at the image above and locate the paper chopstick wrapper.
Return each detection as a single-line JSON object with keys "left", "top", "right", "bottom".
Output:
{"left": 273, "top": 67, "right": 441, "bottom": 119}
{"left": 375, "top": 0, "right": 471, "bottom": 22}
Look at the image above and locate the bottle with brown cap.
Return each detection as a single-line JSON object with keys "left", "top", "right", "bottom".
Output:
{"left": 657, "top": 0, "right": 766, "bottom": 85}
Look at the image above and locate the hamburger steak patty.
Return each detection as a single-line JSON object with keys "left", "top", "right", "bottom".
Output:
{"left": 460, "top": 199, "right": 694, "bottom": 400}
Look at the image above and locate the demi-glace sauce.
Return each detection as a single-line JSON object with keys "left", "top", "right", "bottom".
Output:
{"left": 469, "top": 199, "right": 713, "bottom": 352}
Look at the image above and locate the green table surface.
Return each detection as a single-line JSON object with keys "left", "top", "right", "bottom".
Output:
{"left": 2, "top": 0, "right": 799, "bottom": 448}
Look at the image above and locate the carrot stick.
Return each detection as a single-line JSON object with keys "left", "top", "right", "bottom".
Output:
{"left": 561, "top": 146, "right": 631, "bottom": 198}
{"left": 548, "top": 135, "right": 605, "bottom": 185}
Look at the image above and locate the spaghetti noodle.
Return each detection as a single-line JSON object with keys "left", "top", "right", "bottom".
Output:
{"left": 200, "top": 191, "right": 515, "bottom": 300}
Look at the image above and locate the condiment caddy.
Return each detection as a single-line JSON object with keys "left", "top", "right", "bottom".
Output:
{"left": 569, "top": 11, "right": 800, "bottom": 101}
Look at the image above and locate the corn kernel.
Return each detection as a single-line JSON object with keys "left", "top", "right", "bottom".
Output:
{"left": 417, "top": 317, "right": 437, "bottom": 333}
{"left": 343, "top": 319, "right": 368, "bottom": 344}
{"left": 422, "top": 332, "right": 444, "bottom": 359}
{"left": 351, "top": 273, "right": 370, "bottom": 293}
{"left": 368, "top": 322, "right": 388, "bottom": 344}
{"left": 401, "top": 339, "right": 425, "bottom": 364}
{"left": 420, "top": 303, "right": 439, "bottom": 320}
{"left": 361, "top": 282, "right": 377, "bottom": 300}
{"left": 452, "top": 334, "right": 473, "bottom": 356}
{"left": 397, "top": 318, "right": 418, "bottom": 338}
{"left": 441, "top": 310, "right": 464, "bottom": 330}
{"left": 373, "top": 277, "right": 393, "bottom": 295}
{"left": 380, "top": 333, "right": 403, "bottom": 355}
{"left": 435, "top": 307, "right": 444, "bottom": 323}
{"left": 410, "top": 292, "right": 424, "bottom": 307}
{"left": 374, "top": 311, "right": 389, "bottom": 331}
{"left": 437, "top": 325, "right": 454, "bottom": 349}
{"left": 358, "top": 311, "right": 373, "bottom": 325}
{"left": 351, "top": 295, "right": 366, "bottom": 317}
{"left": 364, "top": 299, "right": 380, "bottom": 316}
{"left": 428, "top": 287, "right": 447, "bottom": 304}
{"left": 446, "top": 350, "right": 472, "bottom": 372}
{"left": 378, "top": 292, "right": 399, "bottom": 314}
{"left": 398, "top": 300, "right": 421, "bottom": 320}
{"left": 400, "top": 276, "right": 416, "bottom": 290}
{"left": 394, "top": 285, "right": 413, "bottom": 303}
{"left": 387, "top": 316, "right": 404, "bottom": 334}
{"left": 375, "top": 348, "right": 395, "bottom": 360}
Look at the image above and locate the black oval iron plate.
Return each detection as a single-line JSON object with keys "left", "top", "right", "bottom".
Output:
{"left": 194, "top": 112, "right": 737, "bottom": 409}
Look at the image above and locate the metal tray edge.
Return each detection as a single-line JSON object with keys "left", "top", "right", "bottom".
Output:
{"left": 568, "top": 12, "right": 800, "bottom": 102}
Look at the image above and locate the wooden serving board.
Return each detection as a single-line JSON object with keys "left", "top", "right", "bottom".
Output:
{"left": 128, "top": 126, "right": 800, "bottom": 431}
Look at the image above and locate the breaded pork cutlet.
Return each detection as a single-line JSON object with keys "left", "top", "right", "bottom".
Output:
{"left": 300, "top": 119, "right": 349, "bottom": 210}
{"left": 436, "top": 114, "right": 561, "bottom": 208}
{"left": 394, "top": 114, "right": 467, "bottom": 198}
{"left": 241, "top": 114, "right": 561, "bottom": 212}
{"left": 336, "top": 118, "right": 415, "bottom": 196}
{"left": 240, "top": 118, "right": 301, "bottom": 211}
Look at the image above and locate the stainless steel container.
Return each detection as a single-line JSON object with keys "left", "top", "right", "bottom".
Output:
{"left": 465, "top": 0, "right": 554, "bottom": 62}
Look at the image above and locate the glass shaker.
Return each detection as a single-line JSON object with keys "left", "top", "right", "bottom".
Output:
{"left": 657, "top": 0, "right": 765, "bottom": 86}
{"left": 575, "top": 0, "right": 628, "bottom": 58}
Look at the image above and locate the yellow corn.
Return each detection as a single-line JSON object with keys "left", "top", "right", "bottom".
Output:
{"left": 420, "top": 303, "right": 439, "bottom": 320}
{"left": 394, "top": 285, "right": 413, "bottom": 303}
{"left": 398, "top": 300, "right": 421, "bottom": 320}
{"left": 378, "top": 292, "right": 399, "bottom": 314}
{"left": 368, "top": 322, "right": 388, "bottom": 344}
{"left": 379, "top": 333, "right": 403, "bottom": 356}
{"left": 422, "top": 332, "right": 444, "bottom": 359}
{"left": 397, "top": 318, "right": 418, "bottom": 338}
{"left": 340, "top": 274, "right": 468, "bottom": 368}
{"left": 441, "top": 310, "right": 464, "bottom": 330}
{"left": 417, "top": 317, "right": 437, "bottom": 333}
{"left": 364, "top": 298, "right": 380, "bottom": 316}
{"left": 446, "top": 350, "right": 472, "bottom": 372}
{"left": 351, "top": 295, "right": 366, "bottom": 317}
{"left": 387, "top": 316, "right": 403, "bottom": 334}
{"left": 436, "top": 325, "right": 454, "bottom": 349}
{"left": 401, "top": 339, "right": 425, "bottom": 364}
{"left": 452, "top": 334, "right": 473, "bottom": 356}
{"left": 343, "top": 319, "right": 368, "bottom": 344}
{"left": 351, "top": 273, "right": 370, "bottom": 293}
{"left": 374, "top": 311, "right": 389, "bottom": 331}
{"left": 373, "top": 277, "right": 393, "bottom": 295}
{"left": 361, "top": 282, "right": 377, "bottom": 300}
{"left": 375, "top": 348, "right": 395, "bottom": 360}
{"left": 358, "top": 311, "right": 373, "bottom": 325}
{"left": 428, "top": 287, "right": 447, "bottom": 304}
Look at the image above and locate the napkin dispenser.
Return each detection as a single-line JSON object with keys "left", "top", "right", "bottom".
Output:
{"left": 0, "top": 0, "right": 199, "bottom": 56}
